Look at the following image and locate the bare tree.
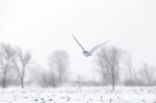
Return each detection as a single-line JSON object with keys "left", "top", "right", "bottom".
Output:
{"left": 38, "top": 70, "right": 58, "bottom": 87}
{"left": 0, "top": 44, "right": 15, "bottom": 88}
{"left": 140, "top": 63, "right": 155, "bottom": 86}
{"left": 124, "top": 62, "right": 156, "bottom": 86}
{"left": 76, "top": 74, "right": 84, "bottom": 87}
{"left": 12, "top": 47, "right": 32, "bottom": 88}
{"left": 125, "top": 53, "right": 133, "bottom": 80}
{"left": 49, "top": 50, "right": 70, "bottom": 86}
{"left": 122, "top": 53, "right": 135, "bottom": 86}
{"left": 95, "top": 46, "right": 122, "bottom": 91}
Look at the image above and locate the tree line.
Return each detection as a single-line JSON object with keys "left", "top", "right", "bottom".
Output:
{"left": 0, "top": 43, "right": 156, "bottom": 90}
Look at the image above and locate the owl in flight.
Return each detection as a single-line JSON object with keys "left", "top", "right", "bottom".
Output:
{"left": 73, "top": 35, "right": 109, "bottom": 57}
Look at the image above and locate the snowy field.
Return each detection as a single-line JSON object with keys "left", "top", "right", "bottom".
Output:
{"left": 0, "top": 86, "right": 155, "bottom": 103}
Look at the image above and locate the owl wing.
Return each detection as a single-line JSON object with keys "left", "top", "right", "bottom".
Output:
{"left": 89, "top": 41, "right": 109, "bottom": 54}
{"left": 72, "top": 35, "right": 85, "bottom": 51}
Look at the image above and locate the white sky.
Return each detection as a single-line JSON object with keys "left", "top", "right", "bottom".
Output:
{"left": 0, "top": 0, "right": 156, "bottom": 81}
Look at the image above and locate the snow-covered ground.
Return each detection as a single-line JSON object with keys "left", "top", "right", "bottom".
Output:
{"left": 0, "top": 86, "right": 155, "bottom": 103}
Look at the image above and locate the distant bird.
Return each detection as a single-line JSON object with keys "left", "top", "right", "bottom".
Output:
{"left": 72, "top": 35, "right": 109, "bottom": 57}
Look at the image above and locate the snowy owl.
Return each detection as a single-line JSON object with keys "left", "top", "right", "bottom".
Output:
{"left": 72, "top": 35, "right": 109, "bottom": 57}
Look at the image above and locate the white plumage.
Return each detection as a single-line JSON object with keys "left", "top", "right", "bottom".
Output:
{"left": 72, "top": 35, "right": 109, "bottom": 57}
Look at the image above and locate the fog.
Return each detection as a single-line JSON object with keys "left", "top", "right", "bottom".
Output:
{"left": 0, "top": 0, "right": 156, "bottom": 81}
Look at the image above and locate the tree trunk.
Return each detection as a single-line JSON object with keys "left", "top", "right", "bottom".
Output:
{"left": 2, "top": 78, "right": 6, "bottom": 88}
{"left": 20, "top": 76, "right": 24, "bottom": 88}
{"left": 111, "top": 66, "right": 115, "bottom": 92}
{"left": 59, "top": 73, "right": 62, "bottom": 85}
{"left": 2, "top": 70, "right": 8, "bottom": 88}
